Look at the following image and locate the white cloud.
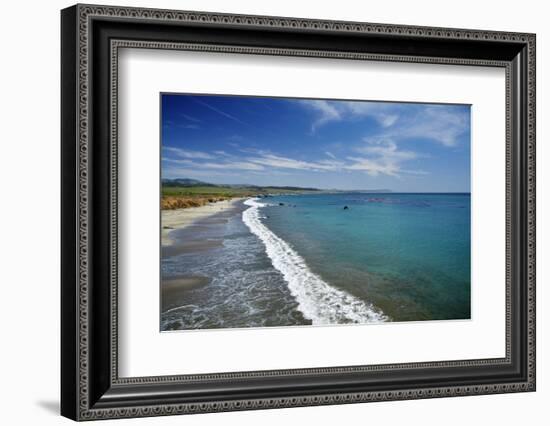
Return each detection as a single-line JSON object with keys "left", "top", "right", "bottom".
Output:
{"left": 163, "top": 157, "right": 265, "bottom": 171}
{"left": 163, "top": 136, "right": 427, "bottom": 178}
{"left": 400, "top": 169, "right": 430, "bottom": 176}
{"left": 301, "top": 100, "right": 469, "bottom": 147}
{"left": 303, "top": 100, "right": 341, "bottom": 132}
{"left": 302, "top": 100, "right": 401, "bottom": 132}
{"left": 163, "top": 146, "right": 214, "bottom": 159}
{"left": 356, "top": 104, "right": 469, "bottom": 147}
{"left": 342, "top": 101, "right": 399, "bottom": 128}
{"left": 244, "top": 150, "right": 416, "bottom": 177}
{"left": 345, "top": 157, "right": 401, "bottom": 176}
{"left": 162, "top": 166, "right": 242, "bottom": 179}
{"left": 379, "top": 114, "right": 399, "bottom": 127}
{"left": 393, "top": 106, "right": 469, "bottom": 147}
{"left": 206, "top": 161, "right": 264, "bottom": 171}
{"left": 356, "top": 138, "right": 418, "bottom": 161}
{"left": 346, "top": 139, "right": 418, "bottom": 177}
{"left": 345, "top": 138, "right": 422, "bottom": 177}
{"left": 249, "top": 153, "right": 343, "bottom": 171}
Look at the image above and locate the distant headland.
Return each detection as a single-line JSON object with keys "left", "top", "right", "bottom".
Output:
{"left": 161, "top": 178, "right": 392, "bottom": 210}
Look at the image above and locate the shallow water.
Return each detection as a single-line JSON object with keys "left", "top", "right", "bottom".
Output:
{"left": 161, "top": 203, "right": 307, "bottom": 330}
{"left": 261, "top": 193, "right": 471, "bottom": 322}
{"left": 160, "top": 193, "right": 471, "bottom": 331}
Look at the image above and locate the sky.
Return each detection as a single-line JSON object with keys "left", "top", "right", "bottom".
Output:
{"left": 161, "top": 94, "right": 471, "bottom": 192}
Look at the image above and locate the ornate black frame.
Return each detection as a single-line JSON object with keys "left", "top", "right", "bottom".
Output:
{"left": 61, "top": 4, "right": 536, "bottom": 421}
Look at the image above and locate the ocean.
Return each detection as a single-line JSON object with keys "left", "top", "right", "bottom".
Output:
{"left": 160, "top": 193, "right": 471, "bottom": 331}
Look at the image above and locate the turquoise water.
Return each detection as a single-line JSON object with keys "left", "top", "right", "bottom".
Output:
{"left": 261, "top": 193, "right": 471, "bottom": 321}
{"left": 160, "top": 193, "right": 470, "bottom": 330}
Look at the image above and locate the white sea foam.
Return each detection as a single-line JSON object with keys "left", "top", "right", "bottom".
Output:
{"left": 242, "top": 198, "right": 388, "bottom": 325}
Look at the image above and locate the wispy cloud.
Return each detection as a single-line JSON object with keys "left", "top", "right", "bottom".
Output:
{"left": 392, "top": 105, "right": 469, "bottom": 147}
{"left": 163, "top": 140, "right": 424, "bottom": 178}
{"left": 302, "top": 100, "right": 401, "bottom": 133}
{"left": 342, "top": 101, "right": 400, "bottom": 128}
{"left": 163, "top": 157, "right": 265, "bottom": 171}
{"left": 163, "top": 146, "right": 214, "bottom": 160}
{"left": 178, "top": 124, "right": 200, "bottom": 130}
{"left": 164, "top": 113, "right": 201, "bottom": 130}
{"left": 162, "top": 101, "right": 470, "bottom": 179}
{"left": 303, "top": 100, "right": 341, "bottom": 132}
{"left": 180, "top": 113, "right": 201, "bottom": 123}
{"left": 192, "top": 97, "right": 248, "bottom": 126}
{"left": 356, "top": 138, "right": 418, "bottom": 162}
{"left": 345, "top": 138, "right": 421, "bottom": 177}
{"left": 243, "top": 147, "right": 422, "bottom": 177}
{"left": 301, "top": 100, "right": 469, "bottom": 147}
{"left": 161, "top": 94, "right": 469, "bottom": 190}
{"left": 162, "top": 166, "right": 243, "bottom": 179}
{"left": 248, "top": 154, "right": 343, "bottom": 171}
{"left": 357, "top": 105, "right": 470, "bottom": 148}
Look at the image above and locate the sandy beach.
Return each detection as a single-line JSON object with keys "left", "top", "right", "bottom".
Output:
{"left": 161, "top": 197, "right": 247, "bottom": 316}
{"left": 161, "top": 198, "right": 245, "bottom": 246}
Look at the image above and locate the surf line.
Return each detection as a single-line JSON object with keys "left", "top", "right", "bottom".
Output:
{"left": 242, "top": 198, "right": 388, "bottom": 325}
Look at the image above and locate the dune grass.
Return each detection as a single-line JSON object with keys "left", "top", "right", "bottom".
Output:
{"left": 161, "top": 185, "right": 320, "bottom": 210}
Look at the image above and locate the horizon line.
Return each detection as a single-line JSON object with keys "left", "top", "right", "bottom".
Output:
{"left": 162, "top": 179, "right": 470, "bottom": 194}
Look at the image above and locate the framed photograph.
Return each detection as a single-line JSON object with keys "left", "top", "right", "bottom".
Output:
{"left": 61, "top": 4, "right": 536, "bottom": 421}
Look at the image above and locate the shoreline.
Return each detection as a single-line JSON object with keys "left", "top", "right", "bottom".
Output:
{"left": 242, "top": 198, "right": 388, "bottom": 324}
{"left": 161, "top": 197, "right": 249, "bottom": 318}
{"left": 160, "top": 192, "right": 469, "bottom": 328}
{"left": 161, "top": 197, "right": 246, "bottom": 246}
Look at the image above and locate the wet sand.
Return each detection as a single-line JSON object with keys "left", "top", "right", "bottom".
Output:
{"left": 161, "top": 198, "right": 248, "bottom": 311}
{"left": 162, "top": 239, "right": 223, "bottom": 258}
{"left": 162, "top": 198, "right": 244, "bottom": 246}
{"left": 161, "top": 276, "right": 211, "bottom": 311}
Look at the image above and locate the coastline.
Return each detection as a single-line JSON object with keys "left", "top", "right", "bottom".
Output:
{"left": 160, "top": 192, "right": 470, "bottom": 329}
{"left": 161, "top": 195, "right": 311, "bottom": 330}
{"left": 161, "top": 197, "right": 245, "bottom": 246}
{"left": 242, "top": 198, "right": 388, "bottom": 324}
{"left": 162, "top": 195, "right": 389, "bottom": 327}
{"left": 161, "top": 197, "right": 247, "bottom": 320}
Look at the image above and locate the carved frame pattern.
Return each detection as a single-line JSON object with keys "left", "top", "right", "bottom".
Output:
{"left": 61, "top": 3, "right": 536, "bottom": 421}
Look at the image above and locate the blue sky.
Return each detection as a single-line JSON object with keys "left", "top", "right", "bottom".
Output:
{"left": 161, "top": 94, "right": 471, "bottom": 192}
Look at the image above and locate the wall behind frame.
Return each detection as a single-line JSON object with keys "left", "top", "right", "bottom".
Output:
{"left": 0, "top": 0, "right": 546, "bottom": 425}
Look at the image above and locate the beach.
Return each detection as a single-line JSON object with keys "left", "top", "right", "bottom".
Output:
{"left": 161, "top": 198, "right": 245, "bottom": 246}
{"left": 160, "top": 196, "right": 308, "bottom": 331}
{"left": 161, "top": 198, "right": 252, "bottom": 323}
{"left": 160, "top": 192, "right": 471, "bottom": 331}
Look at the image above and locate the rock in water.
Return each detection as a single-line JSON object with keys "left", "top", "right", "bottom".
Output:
{"left": 343, "top": 206, "right": 349, "bottom": 210}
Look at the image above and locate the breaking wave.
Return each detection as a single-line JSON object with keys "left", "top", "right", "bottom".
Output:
{"left": 242, "top": 198, "right": 388, "bottom": 325}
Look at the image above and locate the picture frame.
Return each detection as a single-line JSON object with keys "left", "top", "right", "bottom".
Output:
{"left": 61, "top": 3, "right": 536, "bottom": 421}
